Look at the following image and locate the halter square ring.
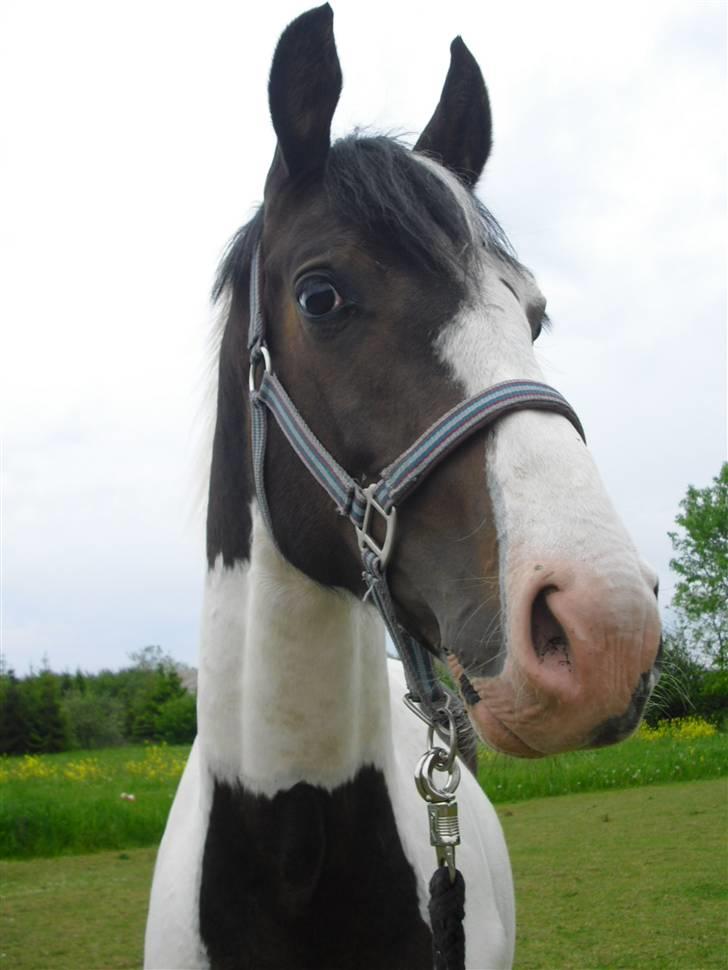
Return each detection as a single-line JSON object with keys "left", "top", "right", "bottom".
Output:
{"left": 355, "top": 483, "right": 398, "bottom": 569}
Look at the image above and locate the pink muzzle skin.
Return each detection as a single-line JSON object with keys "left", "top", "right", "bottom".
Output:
{"left": 449, "top": 559, "right": 662, "bottom": 757}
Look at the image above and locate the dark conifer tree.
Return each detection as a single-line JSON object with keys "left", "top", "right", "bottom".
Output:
{"left": 0, "top": 671, "right": 31, "bottom": 755}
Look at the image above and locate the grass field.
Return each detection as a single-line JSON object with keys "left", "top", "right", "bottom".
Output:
{"left": 503, "top": 778, "right": 728, "bottom": 969}
{"left": 1, "top": 779, "right": 725, "bottom": 969}
{"left": 0, "top": 745, "right": 188, "bottom": 860}
{"left": 2, "top": 726, "right": 726, "bottom": 859}
{"left": 478, "top": 720, "right": 728, "bottom": 803}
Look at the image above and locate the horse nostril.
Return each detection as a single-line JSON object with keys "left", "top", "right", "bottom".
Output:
{"left": 653, "top": 580, "right": 659, "bottom": 600}
{"left": 530, "top": 587, "right": 571, "bottom": 668}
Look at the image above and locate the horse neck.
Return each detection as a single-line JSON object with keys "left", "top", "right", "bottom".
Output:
{"left": 197, "top": 504, "right": 393, "bottom": 798}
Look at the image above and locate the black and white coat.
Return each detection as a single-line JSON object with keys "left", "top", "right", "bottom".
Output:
{"left": 144, "top": 511, "right": 515, "bottom": 969}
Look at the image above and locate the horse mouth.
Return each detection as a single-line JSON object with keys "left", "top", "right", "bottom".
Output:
{"left": 446, "top": 587, "right": 574, "bottom": 757}
{"left": 448, "top": 653, "right": 546, "bottom": 759}
{"left": 470, "top": 701, "right": 545, "bottom": 758}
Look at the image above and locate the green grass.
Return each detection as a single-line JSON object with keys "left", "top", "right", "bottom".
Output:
{"left": 0, "top": 847, "right": 155, "bottom": 970}
{"left": 0, "top": 745, "right": 188, "bottom": 860}
{"left": 500, "top": 778, "right": 728, "bottom": 969}
{"left": 480, "top": 730, "right": 728, "bottom": 803}
{"left": 1, "top": 729, "right": 726, "bottom": 860}
{"left": 1, "top": 780, "right": 725, "bottom": 969}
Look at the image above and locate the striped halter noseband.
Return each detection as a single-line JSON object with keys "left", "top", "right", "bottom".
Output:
{"left": 246, "top": 242, "right": 586, "bottom": 736}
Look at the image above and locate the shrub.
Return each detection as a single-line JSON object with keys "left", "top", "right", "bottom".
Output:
{"left": 154, "top": 693, "right": 197, "bottom": 744}
{"left": 644, "top": 634, "right": 706, "bottom": 725}
{"left": 63, "top": 691, "right": 125, "bottom": 749}
{"left": 638, "top": 716, "right": 717, "bottom": 741}
{"left": 699, "top": 669, "right": 728, "bottom": 727}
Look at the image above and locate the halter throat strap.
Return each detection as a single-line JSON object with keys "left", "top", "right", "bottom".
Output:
{"left": 246, "top": 243, "right": 586, "bottom": 734}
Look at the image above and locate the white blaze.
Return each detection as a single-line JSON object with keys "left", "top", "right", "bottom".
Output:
{"left": 419, "top": 158, "right": 650, "bottom": 614}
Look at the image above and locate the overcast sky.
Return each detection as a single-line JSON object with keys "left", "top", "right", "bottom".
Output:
{"left": 1, "top": 1, "right": 725, "bottom": 675}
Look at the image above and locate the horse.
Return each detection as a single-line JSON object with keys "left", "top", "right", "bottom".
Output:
{"left": 144, "top": 6, "right": 662, "bottom": 969}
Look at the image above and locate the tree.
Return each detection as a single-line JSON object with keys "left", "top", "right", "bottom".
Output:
{"left": 63, "top": 691, "right": 125, "bottom": 749}
{"left": 0, "top": 671, "right": 31, "bottom": 754}
{"left": 129, "top": 666, "right": 186, "bottom": 742}
{"left": 129, "top": 645, "right": 176, "bottom": 673}
{"left": 26, "top": 671, "right": 70, "bottom": 753}
{"left": 155, "top": 693, "right": 197, "bottom": 743}
{"left": 669, "top": 463, "right": 728, "bottom": 668}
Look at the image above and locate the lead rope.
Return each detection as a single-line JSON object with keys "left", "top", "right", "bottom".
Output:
{"left": 413, "top": 701, "right": 466, "bottom": 970}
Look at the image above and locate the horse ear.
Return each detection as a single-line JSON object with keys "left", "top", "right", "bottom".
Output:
{"left": 267, "top": 4, "right": 342, "bottom": 183}
{"left": 414, "top": 37, "right": 492, "bottom": 187}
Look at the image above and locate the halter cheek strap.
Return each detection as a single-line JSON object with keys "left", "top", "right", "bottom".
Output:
{"left": 246, "top": 243, "right": 586, "bottom": 739}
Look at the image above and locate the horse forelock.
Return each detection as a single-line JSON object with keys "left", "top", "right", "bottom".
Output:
{"left": 211, "top": 134, "right": 523, "bottom": 316}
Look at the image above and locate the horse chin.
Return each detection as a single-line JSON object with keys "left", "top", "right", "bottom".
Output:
{"left": 467, "top": 703, "right": 545, "bottom": 759}
{"left": 446, "top": 651, "right": 544, "bottom": 758}
{"left": 449, "top": 646, "right": 653, "bottom": 758}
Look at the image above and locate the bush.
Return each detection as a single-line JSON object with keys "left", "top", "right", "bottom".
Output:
{"left": 129, "top": 667, "right": 187, "bottom": 742}
{"left": 699, "top": 669, "right": 728, "bottom": 727}
{"left": 154, "top": 693, "right": 197, "bottom": 744}
{"left": 62, "top": 691, "right": 125, "bottom": 749}
{"left": 644, "top": 634, "right": 705, "bottom": 725}
{"left": 638, "top": 716, "right": 717, "bottom": 741}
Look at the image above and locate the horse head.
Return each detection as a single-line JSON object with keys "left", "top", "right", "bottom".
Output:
{"left": 212, "top": 3, "right": 662, "bottom": 759}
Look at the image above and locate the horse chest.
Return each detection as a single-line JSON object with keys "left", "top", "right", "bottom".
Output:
{"left": 199, "top": 766, "right": 431, "bottom": 970}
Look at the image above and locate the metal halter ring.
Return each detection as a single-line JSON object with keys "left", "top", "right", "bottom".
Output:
{"left": 415, "top": 748, "right": 462, "bottom": 803}
{"left": 427, "top": 707, "right": 459, "bottom": 773}
{"left": 248, "top": 343, "right": 272, "bottom": 392}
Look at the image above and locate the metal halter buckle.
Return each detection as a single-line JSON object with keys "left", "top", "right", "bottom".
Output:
{"left": 355, "top": 483, "right": 397, "bottom": 569}
{"left": 412, "top": 702, "right": 462, "bottom": 883}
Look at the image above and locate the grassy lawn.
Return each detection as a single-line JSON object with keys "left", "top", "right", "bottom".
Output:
{"left": 1, "top": 727, "right": 726, "bottom": 859}
{"left": 0, "top": 745, "right": 188, "bottom": 859}
{"left": 1, "top": 779, "right": 725, "bottom": 969}
{"left": 501, "top": 778, "right": 728, "bottom": 969}
{"left": 479, "top": 726, "right": 728, "bottom": 803}
{"left": 0, "top": 847, "right": 156, "bottom": 970}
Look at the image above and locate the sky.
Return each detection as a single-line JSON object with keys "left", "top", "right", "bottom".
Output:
{"left": 1, "top": 0, "right": 726, "bottom": 675}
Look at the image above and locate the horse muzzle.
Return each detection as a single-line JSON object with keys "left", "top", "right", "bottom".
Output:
{"left": 451, "top": 557, "right": 663, "bottom": 757}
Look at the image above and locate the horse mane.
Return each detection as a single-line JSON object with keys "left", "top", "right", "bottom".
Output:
{"left": 212, "top": 207, "right": 264, "bottom": 305}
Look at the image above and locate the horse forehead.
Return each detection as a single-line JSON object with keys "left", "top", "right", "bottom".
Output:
{"left": 268, "top": 229, "right": 370, "bottom": 275}
{"left": 264, "top": 194, "right": 350, "bottom": 260}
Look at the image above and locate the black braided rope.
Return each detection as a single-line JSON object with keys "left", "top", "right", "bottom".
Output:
{"left": 429, "top": 866, "right": 466, "bottom": 970}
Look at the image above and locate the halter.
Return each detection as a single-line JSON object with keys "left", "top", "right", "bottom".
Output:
{"left": 246, "top": 242, "right": 585, "bottom": 736}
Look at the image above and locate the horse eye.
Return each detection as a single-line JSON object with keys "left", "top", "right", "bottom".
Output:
{"left": 296, "top": 277, "right": 343, "bottom": 317}
{"left": 527, "top": 305, "right": 548, "bottom": 342}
